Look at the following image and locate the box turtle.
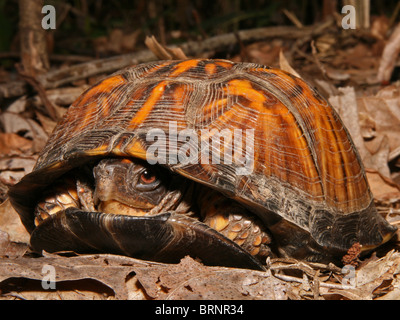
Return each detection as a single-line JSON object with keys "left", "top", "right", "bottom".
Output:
{"left": 8, "top": 59, "right": 397, "bottom": 270}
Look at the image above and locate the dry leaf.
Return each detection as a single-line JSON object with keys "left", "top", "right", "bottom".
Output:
{"left": 133, "top": 256, "right": 287, "bottom": 300}
{"left": 359, "top": 87, "right": 400, "bottom": 152}
{"left": 6, "top": 95, "right": 28, "bottom": 113}
{"left": 32, "top": 86, "right": 87, "bottom": 108}
{"left": 329, "top": 87, "right": 399, "bottom": 179}
{"left": 35, "top": 112, "right": 57, "bottom": 136}
{"left": 367, "top": 171, "right": 400, "bottom": 200}
{"left": 319, "top": 251, "right": 400, "bottom": 300}
{"left": 0, "top": 113, "right": 48, "bottom": 153}
{"left": 0, "top": 199, "right": 30, "bottom": 243}
{"left": 93, "top": 29, "right": 141, "bottom": 56}
{"left": 377, "top": 23, "right": 400, "bottom": 83}
{"left": 371, "top": 16, "right": 390, "bottom": 41}
{"left": 0, "top": 254, "right": 288, "bottom": 300}
{"left": 279, "top": 50, "right": 301, "bottom": 78}
{"left": 234, "top": 40, "right": 283, "bottom": 66}
{"left": 0, "top": 230, "right": 28, "bottom": 258}
{"left": 328, "top": 87, "right": 369, "bottom": 159}
{"left": 0, "top": 254, "right": 138, "bottom": 299}
{"left": 0, "top": 133, "right": 32, "bottom": 155}
{"left": 0, "top": 156, "right": 36, "bottom": 186}
{"left": 325, "top": 68, "right": 350, "bottom": 81}
{"left": 331, "top": 44, "right": 379, "bottom": 70}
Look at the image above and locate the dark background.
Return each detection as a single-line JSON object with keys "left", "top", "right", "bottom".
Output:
{"left": 1, "top": 0, "right": 399, "bottom": 59}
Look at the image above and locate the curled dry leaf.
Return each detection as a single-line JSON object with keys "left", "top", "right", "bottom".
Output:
{"left": 0, "top": 132, "right": 37, "bottom": 187}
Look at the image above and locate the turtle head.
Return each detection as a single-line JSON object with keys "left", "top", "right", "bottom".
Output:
{"left": 93, "top": 158, "right": 190, "bottom": 216}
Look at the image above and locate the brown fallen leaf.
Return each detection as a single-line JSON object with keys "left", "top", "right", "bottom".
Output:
{"left": 0, "top": 253, "right": 286, "bottom": 300}
{"left": 0, "top": 230, "right": 28, "bottom": 258}
{"left": 93, "top": 29, "right": 141, "bottom": 56}
{"left": 329, "top": 86, "right": 400, "bottom": 179}
{"left": 2, "top": 248, "right": 400, "bottom": 300}
{"left": 0, "top": 156, "right": 37, "bottom": 187}
{"left": 233, "top": 40, "right": 283, "bottom": 67}
{"left": 371, "top": 15, "right": 390, "bottom": 41}
{"left": 32, "top": 86, "right": 88, "bottom": 107}
{"left": 0, "top": 253, "right": 145, "bottom": 300}
{"left": 0, "top": 199, "right": 30, "bottom": 244}
{"left": 0, "top": 251, "right": 292, "bottom": 300}
{"left": 328, "top": 87, "right": 370, "bottom": 161}
{"left": 358, "top": 84, "right": 400, "bottom": 159}
{"left": 0, "top": 113, "right": 48, "bottom": 153}
{"left": 133, "top": 256, "right": 287, "bottom": 300}
{"left": 367, "top": 171, "right": 400, "bottom": 201}
{"left": 319, "top": 250, "right": 400, "bottom": 300}
{"left": 0, "top": 133, "right": 32, "bottom": 155}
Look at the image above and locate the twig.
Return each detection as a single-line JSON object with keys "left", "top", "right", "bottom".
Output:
{"left": 311, "top": 40, "right": 328, "bottom": 80}
{"left": 234, "top": 32, "right": 250, "bottom": 62}
{"left": 145, "top": 36, "right": 188, "bottom": 60}
{"left": 282, "top": 9, "right": 303, "bottom": 28}
{"left": 389, "top": 1, "right": 400, "bottom": 29}
{"left": 273, "top": 273, "right": 352, "bottom": 290}
{"left": 15, "top": 64, "right": 58, "bottom": 121}
{"left": 0, "top": 52, "right": 93, "bottom": 63}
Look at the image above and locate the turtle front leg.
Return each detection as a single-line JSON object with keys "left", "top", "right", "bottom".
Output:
{"left": 34, "top": 170, "right": 96, "bottom": 226}
{"left": 34, "top": 177, "right": 80, "bottom": 226}
{"left": 198, "top": 189, "right": 272, "bottom": 261}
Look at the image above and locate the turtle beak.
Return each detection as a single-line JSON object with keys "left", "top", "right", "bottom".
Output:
{"left": 92, "top": 160, "right": 118, "bottom": 205}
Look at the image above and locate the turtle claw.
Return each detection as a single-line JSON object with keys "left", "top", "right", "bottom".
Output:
{"left": 30, "top": 208, "right": 265, "bottom": 270}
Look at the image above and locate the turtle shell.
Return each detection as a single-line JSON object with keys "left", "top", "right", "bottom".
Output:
{"left": 8, "top": 59, "right": 396, "bottom": 264}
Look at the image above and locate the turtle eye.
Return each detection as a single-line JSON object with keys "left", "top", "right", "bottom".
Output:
{"left": 139, "top": 169, "right": 157, "bottom": 184}
{"left": 136, "top": 167, "right": 161, "bottom": 191}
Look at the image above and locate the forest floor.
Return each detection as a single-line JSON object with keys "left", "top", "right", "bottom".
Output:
{"left": 1, "top": 16, "right": 400, "bottom": 300}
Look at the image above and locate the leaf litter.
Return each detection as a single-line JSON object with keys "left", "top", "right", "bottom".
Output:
{"left": 1, "top": 18, "right": 400, "bottom": 300}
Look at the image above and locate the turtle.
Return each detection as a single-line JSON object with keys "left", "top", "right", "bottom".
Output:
{"left": 8, "top": 59, "right": 397, "bottom": 270}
